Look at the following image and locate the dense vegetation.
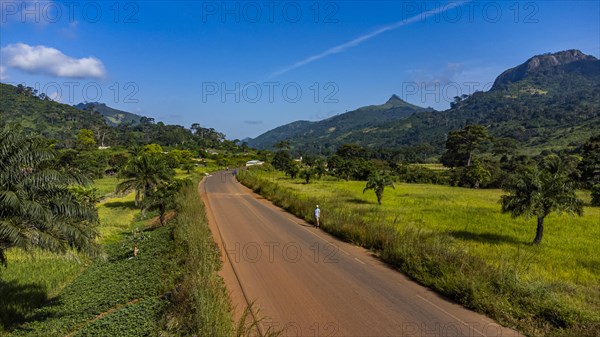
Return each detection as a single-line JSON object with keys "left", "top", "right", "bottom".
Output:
{"left": 0, "top": 113, "right": 261, "bottom": 335}
{"left": 0, "top": 83, "right": 231, "bottom": 150}
{"left": 74, "top": 102, "right": 143, "bottom": 127}
{"left": 0, "top": 127, "right": 100, "bottom": 266}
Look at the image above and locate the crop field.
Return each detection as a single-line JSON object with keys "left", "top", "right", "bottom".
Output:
{"left": 1, "top": 178, "right": 167, "bottom": 335}
{"left": 239, "top": 169, "right": 600, "bottom": 336}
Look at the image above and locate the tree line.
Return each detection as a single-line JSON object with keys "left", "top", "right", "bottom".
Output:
{"left": 261, "top": 127, "right": 599, "bottom": 245}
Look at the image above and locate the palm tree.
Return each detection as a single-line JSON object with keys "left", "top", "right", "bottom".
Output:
{"left": 501, "top": 155, "right": 584, "bottom": 245}
{"left": 143, "top": 180, "right": 185, "bottom": 226}
{"left": 0, "top": 127, "right": 100, "bottom": 265}
{"left": 363, "top": 173, "right": 394, "bottom": 205}
{"left": 115, "top": 153, "right": 174, "bottom": 208}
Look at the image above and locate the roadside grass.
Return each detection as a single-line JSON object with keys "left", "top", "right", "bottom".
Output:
{"left": 160, "top": 179, "right": 236, "bottom": 336}
{"left": 238, "top": 169, "right": 600, "bottom": 337}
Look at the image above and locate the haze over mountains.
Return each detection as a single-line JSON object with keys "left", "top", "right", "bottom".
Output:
{"left": 247, "top": 49, "right": 600, "bottom": 155}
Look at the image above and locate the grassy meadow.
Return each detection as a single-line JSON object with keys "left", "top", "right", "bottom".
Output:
{"left": 239, "top": 169, "right": 600, "bottom": 337}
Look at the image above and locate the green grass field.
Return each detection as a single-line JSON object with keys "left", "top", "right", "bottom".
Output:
{"left": 285, "top": 177, "right": 600, "bottom": 288}
{"left": 240, "top": 169, "right": 600, "bottom": 337}
{"left": 93, "top": 176, "right": 121, "bottom": 198}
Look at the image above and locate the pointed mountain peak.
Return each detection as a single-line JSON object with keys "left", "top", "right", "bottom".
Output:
{"left": 386, "top": 94, "right": 404, "bottom": 105}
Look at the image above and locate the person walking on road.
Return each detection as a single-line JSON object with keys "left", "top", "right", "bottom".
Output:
{"left": 314, "top": 205, "right": 321, "bottom": 228}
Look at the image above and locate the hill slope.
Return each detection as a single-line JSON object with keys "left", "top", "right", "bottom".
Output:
{"left": 375, "top": 49, "right": 600, "bottom": 152}
{"left": 74, "top": 102, "right": 143, "bottom": 126}
{"left": 0, "top": 83, "right": 227, "bottom": 149}
{"left": 249, "top": 49, "right": 600, "bottom": 154}
{"left": 247, "top": 95, "right": 434, "bottom": 151}
{"left": 0, "top": 83, "right": 108, "bottom": 147}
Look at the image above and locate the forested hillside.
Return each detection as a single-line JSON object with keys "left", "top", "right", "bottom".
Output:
{"left": 74, "top": 102, "right": 143, "bottom": 127}
{"left": 248, "top": 50, "right": 600, "bottom": 156}
{"left": 0, "top": 83, "right": 227, "bottom": 149}
{"left": 247, "top": 94, "right": 433, "bottom": 151}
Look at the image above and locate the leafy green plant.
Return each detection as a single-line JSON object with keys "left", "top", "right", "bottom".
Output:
{"left": 0, "top": 127, "right": 100, "bottom": 266}
{"left": 363, "top": 172, "right": 394, "bottom": 205}
{"left": 115, "top": 153, "right": 175, "bottom": 208}
{"left": 501, "top": 155, "right": 584, "bottom": 244}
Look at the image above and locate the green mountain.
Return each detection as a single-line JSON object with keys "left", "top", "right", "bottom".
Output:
{"left": 74, "top": 102, "right": 143, "bottom": 126}
{"left": 247, "top": 94, "right": 434, "bottom": 151}
{"left": 376, "top": 49, "right": 600, "bottom": 152}
{"left": 0, "top": 82, "right": 226, "bottom": 149}
{"left": 248, "top": 49, "right": 600, "bottom": 155}
{"left": 0, "top": 83, "right": 108, "bottom": 148}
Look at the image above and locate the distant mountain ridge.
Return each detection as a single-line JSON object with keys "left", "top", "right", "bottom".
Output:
{"left": 247, "top": 94, "right": 434, "bottom": 150}
{"left": 74, "top": 102, "right": 143, "bottom": 126}
{"left": 248, "top": 49, "right": 600, "bottom": 155}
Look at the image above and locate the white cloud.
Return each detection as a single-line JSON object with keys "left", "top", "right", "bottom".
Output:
{"left": 1, "top": 43, "right": 106, "bottom": 79}
{"left": 0, "top": 65, "right": 7, "bottom": 80}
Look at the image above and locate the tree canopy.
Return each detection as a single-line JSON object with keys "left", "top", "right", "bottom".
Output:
{"left": 0, "top": 127, "right": 100, "bottom": 265}
{"left": 500, "top": 155, "right": 584, "bottom": 244}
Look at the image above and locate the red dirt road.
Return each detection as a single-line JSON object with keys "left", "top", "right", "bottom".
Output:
{"left": 201, "top": 172, "right": 521, "bottom": 337}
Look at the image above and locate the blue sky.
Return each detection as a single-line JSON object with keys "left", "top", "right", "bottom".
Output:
{"left": 1, "top": 0, "right": 599, "bottom": 139}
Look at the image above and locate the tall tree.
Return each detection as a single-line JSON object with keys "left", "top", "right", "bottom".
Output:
{"left": 336, "top": 144, "right": 369, "bottom": 160}
{"left": 143, "top": 180, "right": 184, "bottom": 226}
{"left": 271, "top": 150, "right": 292, "bottom": 171}
{"left": 578, "top": 134, "right": 600, "bottom": 188}
{"left": 115, "top": 153, "right": 175, "bottom": 208}
{"left": 464, "top": 159, "right": 491, "bottom": 188}
{"left": 441, "top": 125, "right": 490, "bottom": 167}
{"left": 363, "top": 173, "right": 395, "bottom": 205}
{"left": 0, "top": 127, "right": 100, "bottom": 265}
{"left": 76, "top": 129, "right": 96, "bottom": 150}
{"left": 500, "top": 155, "right": 584, "bottom": 245}
{"left": 285, "top": 161, "right": 300, "bottom": 179}
{"left": 299, "top": 167, "right": 316, "bottom": 184}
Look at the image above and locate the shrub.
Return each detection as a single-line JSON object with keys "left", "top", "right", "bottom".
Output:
{"left": 591, "top": 184, "right": 600, "bottom": 206}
